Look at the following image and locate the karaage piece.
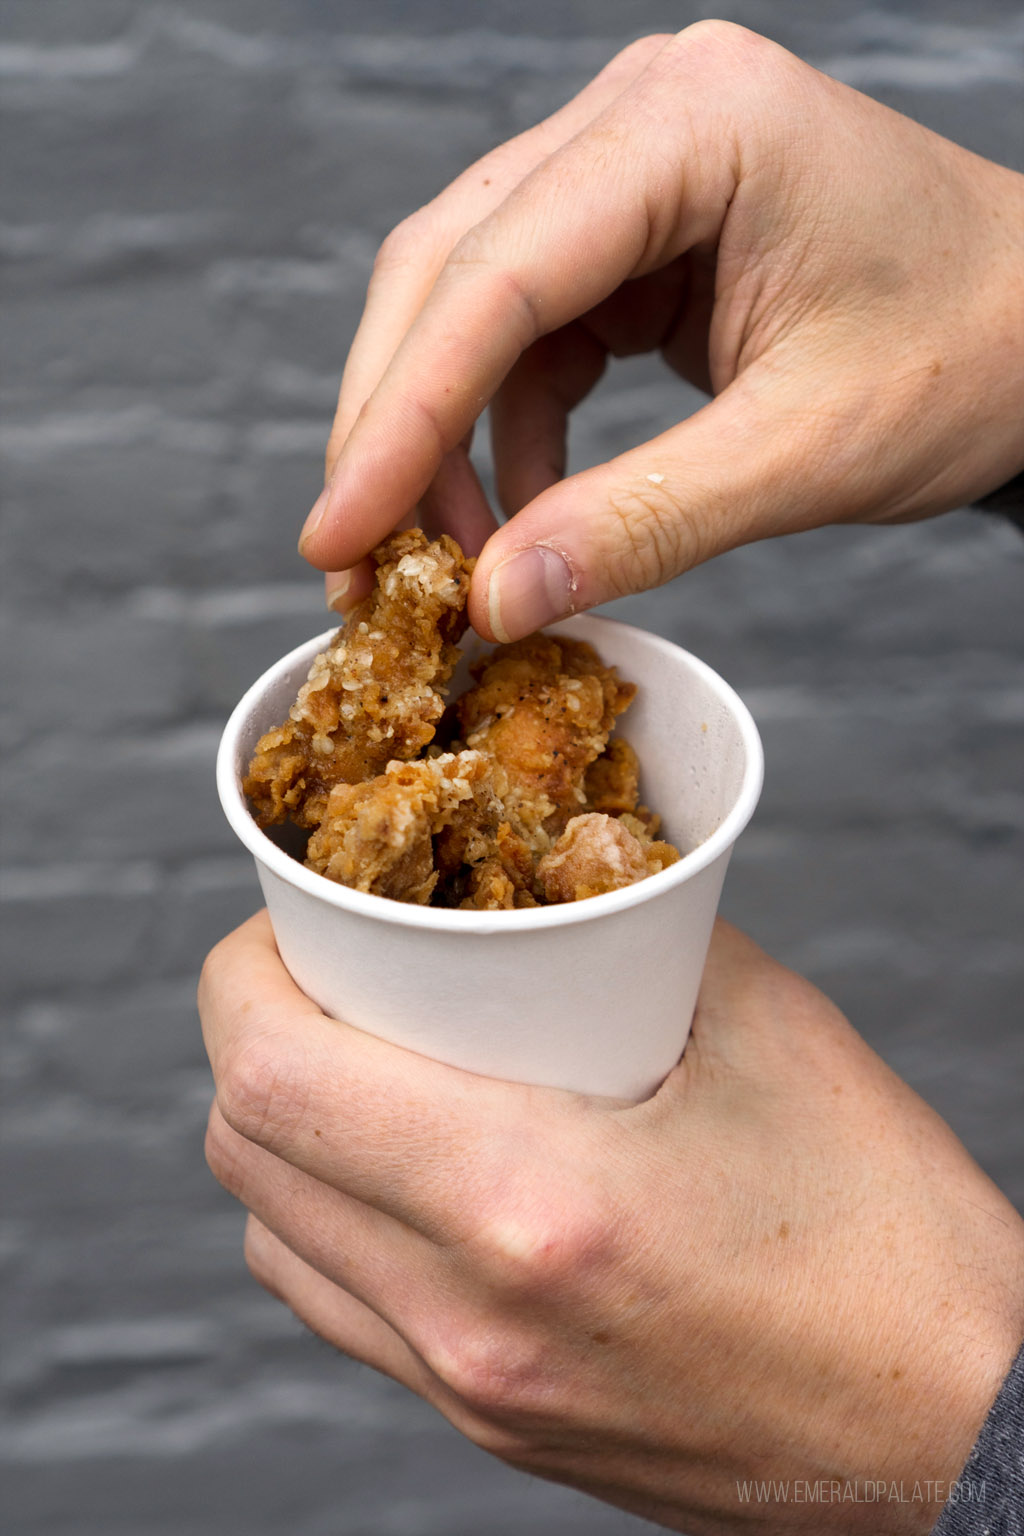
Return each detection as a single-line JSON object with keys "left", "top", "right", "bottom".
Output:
{"left": 585, "top": 739, "right": 665, "bottom": 837}
{"left": 304, "top": 751, "right": 495, "bottom": 903}
{"left": 458, "top": 859, "right": 538, "bottom": 912}
{"left": 245, "top": 530, "right": 473, "bottom": 828}
{"left": 583, "top": 737, "right": 640, "bottom": 816}
{"left": 243, "top": 542, "right": 682, "bottom": 906}
{"left": 434, "top": 809, "right": 537, "bottom": 910}
{"left": 453, "top": 634, "right": 637, "bottom": 850}
{"left": 535, "top": 812, "right": 680, "bottom": 904}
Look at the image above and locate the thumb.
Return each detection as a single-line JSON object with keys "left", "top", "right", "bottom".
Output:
{"left": 470, "top": 364, "right": 876, "bottom": 642}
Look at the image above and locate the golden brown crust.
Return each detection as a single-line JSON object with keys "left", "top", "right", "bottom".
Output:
{"left": 454, "top": 634, "right": 636, "bottom": 851}
{"left": 535, "top": 812, "right": 680, "bottom": 904}
{"left": 304, "top": 751, "right": 495, "bottom": 904}
{"left": 243, "top": 533, "right": 680, "bottom": 904}
{"left": 584, "top": 737, "right": 640, "bottom": 817}
{"left": 244, "top": 530, "right": 474, "bottom": 828}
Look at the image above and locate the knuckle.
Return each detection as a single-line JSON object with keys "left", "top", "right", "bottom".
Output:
{"left": 204, "top": 1104, "right": 247, "bottom": 1198}
{"left": 606, "top": 32, "right": 673, "bottom": 75}
{"left": 672, "top": 17, "right": 758, "bottom": 64}
{"left": 426, "top": 1320, "right": 550, "bottom": 1434}
{"left": 443, "top": 240, "right": 540, "bottom": 347}
{"left": 677, "top": 16, "right": 746, "bottom": 46}
{"left": 468, "top": 1187, "right": 617, "bottom": 1300}
{"left": 470, "top": 1214, "right": 568, "bottom": 1295}
{"left": 372, "top": 209, "right": 433, "bottom": 280}
{"left": 215, "top": 1032, "right": 308, "bottom": 1151}
{"left": 667, "top": 19, "right": 795, "bottom": 103}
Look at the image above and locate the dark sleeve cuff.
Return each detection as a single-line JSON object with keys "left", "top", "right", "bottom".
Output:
{"left": 931, "top": 1334, "right": 1024, "bottom": 1535}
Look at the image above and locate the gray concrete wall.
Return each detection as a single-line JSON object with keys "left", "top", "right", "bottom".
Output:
{"left": 2, "top": 3, "right": 1022, "bottom": 1532}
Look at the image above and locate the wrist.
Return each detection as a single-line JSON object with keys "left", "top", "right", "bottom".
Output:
{"left": 871, "top": 1217, "right": 1024, "bottom": 1531}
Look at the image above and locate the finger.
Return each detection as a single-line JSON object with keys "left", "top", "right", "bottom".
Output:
{"left": 320, "top": 253, "right": 700, "bottom": 615}
{"left": 323, "top": 443, "right": 496, "bottom": 615}
{"left": 468, "top": 353, "right": 875, "bottom": 640}
{"left": 199, "top": 912, "right": 567, "bottom": 1242}
{"left": 326, "top": 32, "right": 672, "bottom": 453}
{"left": 299, "top": 27, "right": 743, "bottom": 572}
{"left": 323, "top": 558, "right": 376, "bottom": 616}
{"left": 244, "top": 1217, "right": 433, "bottom": 1395}
{"left": 490, "top": 263, "right": 698, "bottom": 523}
{"left": 314, "top": 44, "right": 668, "bottom": 610}
{"left": 419, "top": 442, "right": 498, "bottom": 558}
{"left": 206, "top": 1101, "right": 438, "bottom": 1330}
{"left": 308, "top": 34, "right": 674, "bottom": 548}
{"left": 321, "top": 506, "right": 418, "bottom": 616}
{"left": 490, "top": 324, "right": 607, "bottom": 518}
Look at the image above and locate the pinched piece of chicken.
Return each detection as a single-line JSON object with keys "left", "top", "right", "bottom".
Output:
{"left": 244, "top": 529, "right": 473, "bottom": 828}
{"left": 535, "top": 812, "right": 680, "bottom": 904}
{"left": 453, "top": 634, "right": 636, "bottom": 852}
{"left": 304, "top": 751, "right": 496, "bottom": 904}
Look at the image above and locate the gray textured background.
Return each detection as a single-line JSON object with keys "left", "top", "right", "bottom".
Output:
{"left": 2, "top": 3, "right": 1022, "bottom": 1533}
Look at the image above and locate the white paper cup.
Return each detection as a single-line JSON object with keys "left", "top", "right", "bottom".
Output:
{"left": 217, "top": 614, "right": 763, "bottom": 1100}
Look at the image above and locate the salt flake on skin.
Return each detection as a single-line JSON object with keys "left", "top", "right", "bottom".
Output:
{"left": 646, "top": 472, "right": 665, "bottom": 484}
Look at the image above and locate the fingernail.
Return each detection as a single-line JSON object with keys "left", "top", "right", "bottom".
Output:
{"left": 325, "top": 573, "right": 351, "bottom": 613}
{"left": 488, "top": 546, "right": 574, "bottom": 644}
{"left": 299, "top": 481, "right": 332, "bottom": 554}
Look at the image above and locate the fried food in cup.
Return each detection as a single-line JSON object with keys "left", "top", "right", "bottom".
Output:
{"left": 245, "top": 531, "right": 679, "bottom": 905}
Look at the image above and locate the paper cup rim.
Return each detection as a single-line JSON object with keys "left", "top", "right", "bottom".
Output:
{"left": 216, "top": 614, "right": 764, "bottom": 935}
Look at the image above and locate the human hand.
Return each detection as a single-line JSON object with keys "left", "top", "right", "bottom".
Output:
{"left": 201, "top": 913, "right": 1024, "bottom": 1535}
{"left": 298, "top": 22, "right": 1024, "bottom": 640}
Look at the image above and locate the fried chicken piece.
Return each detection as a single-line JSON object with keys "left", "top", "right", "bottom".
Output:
{"left": 245, "top": 530, "right": 473, "bottom": 828}
{"left": 583, "top": 737, "right": 640, "bottom": 816}
{"left": 535, "top": 812, "right": 680, "bottom": 904}
{"left": 434, "top": 808, "right": 536, "bottom": 908}
{"left": 459, "top": 860, "right": 540, "bottom": 911}
{"left": 304, "top": 751, "right": 495, "bottom": 903}
{"left": 583, "top": 736, "right": 667, "bottom": 836}
{"left": 453, "top": 634, "right": 636, "bottom": 853}
{"left": 431, "top": 634, "right": 642, "bottom": 904}
{"left": 244, "top": 539, "right": 681, "bottom": 906}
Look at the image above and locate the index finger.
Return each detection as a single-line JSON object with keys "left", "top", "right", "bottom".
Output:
{"left": 315, "top": 33, "right": 675, "bottom": 610}
{"left": 198, "top": 912, "right": 570, "bottom": 1241}
{"left": 299, "top": 25, "right": 743, "bottom": 575}
{"left": 322, "top": 32, "right": 675, "bottom": 477}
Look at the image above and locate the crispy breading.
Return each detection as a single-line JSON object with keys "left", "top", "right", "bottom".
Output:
{"left": 458, "top": 860, "right": 541, "bottom": 911}
{"left": 434, "top": 807, "right": 536, "bottom": 908}
{"left": 243, "top": 534, "right": 681, "bottom": 905}
{"left": 453, "top": 634, "right": 636, "bottom": 852}
{"left": 584, "top": 737, "right": 640, "bottom": 816}
{"left": 584, "top": 739, "right": 664, "bottom": 836}
{"left": 304, "top": 751, "right": 495, "bottom": 904}
{"left": 244, "top": 529, "right": 473, "bottom": 828}
{"left": 535, "top": 812, "right": 680, "bottom": 904}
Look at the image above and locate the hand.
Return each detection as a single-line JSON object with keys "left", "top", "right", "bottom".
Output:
{"left": 200, "top": 913, "right": 1024, "bottom": 1535}
{"left": 297, "top": 22, "right": 1024, "bottom": 639}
